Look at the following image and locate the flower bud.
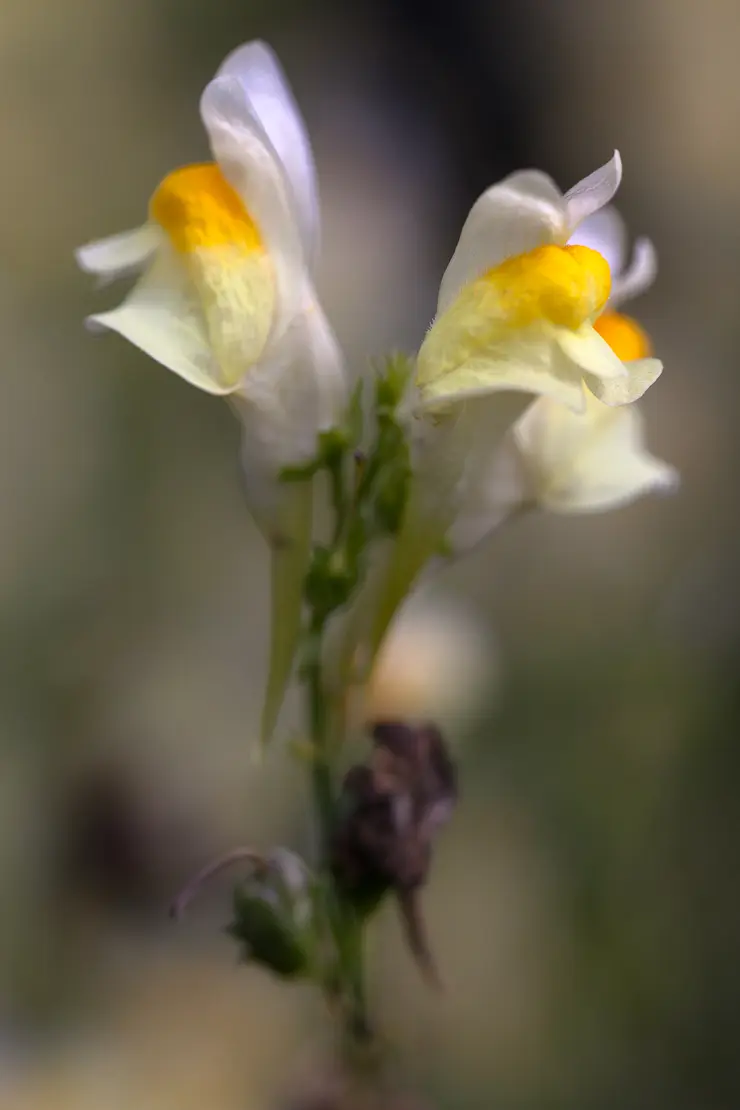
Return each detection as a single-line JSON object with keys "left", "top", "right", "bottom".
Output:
{"left": 223, "top": 849, "right": 316, "bottom": 980}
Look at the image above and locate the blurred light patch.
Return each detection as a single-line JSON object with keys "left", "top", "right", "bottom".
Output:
{"left": 356, "top": 590, "right": 498, "bottom": 732}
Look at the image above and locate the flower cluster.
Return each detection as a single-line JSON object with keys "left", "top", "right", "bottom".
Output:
{"left": 76, "top": 40, "right": 678, "bottom": 1038}
{"left": 77, "top": 39, "right": 676, "bottom": 732}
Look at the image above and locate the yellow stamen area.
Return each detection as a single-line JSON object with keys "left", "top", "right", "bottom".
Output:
{"left": 150, "top": 163, "right": 263, "bottom": 254}
{"left": 481, "top": 244, "right": 611, "bottom": 330}
{"left": 594, "top": 311, "right": 652, "bottom": 362}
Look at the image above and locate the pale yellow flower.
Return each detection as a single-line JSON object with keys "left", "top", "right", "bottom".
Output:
{"left": 76, "top": 41, "right": 347, "bottom": 743}
{"left": 415, "top": 153, "right": 661, "bottom": 414}
{"left": 349, "top": 165, "right": 668, "bottom": 673}
{"left": 450, "top": 208, "right": 677, "bottom": 550}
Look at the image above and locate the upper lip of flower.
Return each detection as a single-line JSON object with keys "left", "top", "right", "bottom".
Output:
{"left": 435, "top": 151, "right": 623, "bottom": 318}
{"left": 211, "top": 40, "right": 320, "bottom": 268}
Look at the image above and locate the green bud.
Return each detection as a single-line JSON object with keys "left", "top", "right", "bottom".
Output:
{"left": 226, "top": 849, "right": 317, "bottom": 980}
{"left": 227, "top": 890, "right": 308, "bottom": 977}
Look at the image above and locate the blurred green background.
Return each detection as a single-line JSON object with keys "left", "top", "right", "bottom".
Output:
{"left": 1, "top": 0, "right": 739, "bottom": 1107}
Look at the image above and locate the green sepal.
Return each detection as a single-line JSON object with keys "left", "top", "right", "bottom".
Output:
{"left": 374, "top": 353, "right": 413, "bottom": 413}
{"left": 259, "top": 481, "right": 315, "bottom": 747}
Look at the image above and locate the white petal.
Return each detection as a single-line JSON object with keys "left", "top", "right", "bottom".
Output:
{"left": 564, "top": 151, "right": 622, "bottom": 234}
{"left": 233, "top": 295, "right": 345, "bottom": 492}
{"left": 556, "top": 325, "right": 627, "bottom": 380}
{"left": 215, "top": 41, "right": 319, "bottom": 265}
{"left": 437, "top": 170, "right": 567, "bottom": 314}
{"left": 200, "top": 75, "right": 306, "bottom": 334}
{"left": 297, "top": 298, "right": 348, "bottom": 434}
{"left": 366, "top": 393, "right": 532, "bottom": 660}
{"left": 587, "top": 357, "right": 662, "bottom": 406}
{"left": 515, "top": 391, "right": 597, "bottom": 479}
{"left": 75, "top": 225, "right": 161, "bottom": 286}
{"left": 513, "top": 394, "right": 678, "bottom": 513}
{"left": 447, "top": 427, "right": 531, "bottom": 553}
{"left": 555, "top": 451, "right": 679, "bottom": 512}
{"left": 567, "top": 206, "right": 626, "bottom": 278}
{"left": 86, "top": 245, "right": 229, "bottom": 394}
{"left": 610, "top": 237, "right": 657, "bottom": 307}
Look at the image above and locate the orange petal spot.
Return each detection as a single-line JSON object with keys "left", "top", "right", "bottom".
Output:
{"left": 150, "top": 163, "right": 263, "bottom": 255}
{"left": 594, "top": 311, "right": 652, "bottom": 362}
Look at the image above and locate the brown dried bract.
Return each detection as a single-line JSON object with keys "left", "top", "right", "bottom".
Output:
{"left": 331, "top": 721, "right": 457, "bottom": 983}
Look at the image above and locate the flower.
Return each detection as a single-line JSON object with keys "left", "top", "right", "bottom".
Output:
{"left": 343, "top": 160, "right": 668, "bottom": 675}
{"left": 415, "top": 152, "right": 661, "bottom": 414}
{"left": 449, "top": 207, "right": 678, "bottom": 549}
{"left": 76, "top": 41, "right": 347, "bottom": 743}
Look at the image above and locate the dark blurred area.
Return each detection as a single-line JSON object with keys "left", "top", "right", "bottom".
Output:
{"left": 2, "top": 0, "right": 739, "bottom": 1107}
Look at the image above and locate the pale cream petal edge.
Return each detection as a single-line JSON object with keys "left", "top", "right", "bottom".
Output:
{"left": 86, "top": 246, "right": 230, "bottom": 395}
{"left": 76, "top": 225, "right": 161, "bottom": 286}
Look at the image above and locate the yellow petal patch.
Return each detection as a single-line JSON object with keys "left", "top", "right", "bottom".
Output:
{"left": 150, "top": 163, "right": 263, "bottom": 253}
{"left": 479, "top": 244, "right": 611, "bottom": 331}
{"left": 594, "top": 311, "right": 652, "bottom": 362}
{"left": 149, "top": 163, "right": 276, "bottom": 390}
{"left": 417, "top": 245, "right": 611, "bottom": 391}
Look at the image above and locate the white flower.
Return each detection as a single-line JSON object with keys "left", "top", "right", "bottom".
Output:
{"left": 343, "top": 165, "right": 670, "bottom": 675}
{"left": 415, "top": 152, "right": 662, "bottom": 414}
{"left": 76, "top": 41, "right": 347, "bottom": 743}
{"left": 450, "top": 207, "right": 677, "bottom": 551}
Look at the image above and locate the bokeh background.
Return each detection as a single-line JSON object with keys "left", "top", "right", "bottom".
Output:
{"left": 2, "top": 0, "right": 739, "bottom": 1107}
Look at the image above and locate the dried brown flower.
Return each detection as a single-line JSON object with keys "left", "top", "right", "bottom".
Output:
{"left": 331, "top": 721, "right": 457, "bottom": 982}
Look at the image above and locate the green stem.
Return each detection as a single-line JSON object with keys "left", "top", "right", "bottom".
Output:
{"left": 343, "top": 907, "right": 370, "bottom": 1041}
{"left": 306, "top": 626, "right": 335, "bottom": 862}
{"left": 305, "top": 616, "right": 371, "bottom": 1046}
{"left": 329, "top": 455, "right": 347, "bottom": 549}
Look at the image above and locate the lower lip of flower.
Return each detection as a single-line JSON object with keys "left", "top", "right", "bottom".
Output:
{"left": 416, "top": 244, "right": 612, "bottom": 390}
